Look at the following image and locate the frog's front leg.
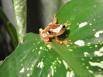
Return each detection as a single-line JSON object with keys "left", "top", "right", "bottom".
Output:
{"left": 55, "top": 36, "right": 68, "bottom": 45}
{"left": 55, "top": 36, "right": 63, "bottom": 44}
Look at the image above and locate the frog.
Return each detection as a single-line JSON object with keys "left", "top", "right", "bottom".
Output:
{"left": 39, "top": 16, "right": 68, "bottom": 44}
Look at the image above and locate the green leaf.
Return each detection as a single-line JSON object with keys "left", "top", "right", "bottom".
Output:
{"left": 0, "top": 33, "right": 68, "bottom": 77}
{"left": 12, "top": 0, "right": 27, "bottom": 43}
{"left": 0, "top": 7, "right": 18, "bottom": 48}
{"left": 54, "top": 0, "right": 103, "bottom": 76}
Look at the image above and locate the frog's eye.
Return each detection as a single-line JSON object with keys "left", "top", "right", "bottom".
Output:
{"left": 48, "top": 31, "right": 51, "bottom": 34}
{"left": 60, "top": 24, "right": 65, "bottom": 28}
{"left": 63, "top": 25, "right": 65, "bottom": 28}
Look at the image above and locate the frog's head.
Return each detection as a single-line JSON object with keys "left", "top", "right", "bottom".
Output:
{"left": 49, "top": 24, "right": 66, "bottom": 36}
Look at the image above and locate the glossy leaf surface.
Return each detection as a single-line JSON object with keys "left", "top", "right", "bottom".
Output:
{"left": 55, "top": 0, "right": 103, "bottom": 76}
{"left": 0, "top": 33, "right": 68, "bottom": 77}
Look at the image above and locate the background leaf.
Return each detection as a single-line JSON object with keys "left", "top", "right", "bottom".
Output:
{"left": 12, "top": 0, "right": 27, "bottom": 43}
{"left": 0, "top": 7, "right": 18, "bottom": 49}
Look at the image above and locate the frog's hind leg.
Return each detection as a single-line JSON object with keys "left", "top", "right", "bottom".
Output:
{"left": 45, "top": 16, "right": 57, "bottom": 32}
{"left": 48, "top": 16, "right": 57, "bottom": 25}
{"left": 52, "top": 15, "right": 57, "bottom": 24}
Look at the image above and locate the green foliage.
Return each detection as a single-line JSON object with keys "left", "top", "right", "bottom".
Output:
{"left": 12, "top": 0, "right": 27, "bottom": 43}
{"left": 0, "top": 0, "right": 103, "bottom": 77}
{"left": 55, "top": 0, "right": 103, "bottom": 76}
{"left": 0, "top": 7, "right": 18, "bottom": 48}
{"left": 0, "top": 33, "right": 68, "bottom": 77}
